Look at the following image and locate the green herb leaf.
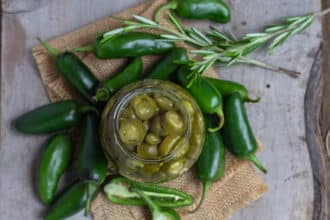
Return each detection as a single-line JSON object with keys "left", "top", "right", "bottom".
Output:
{"left": 160, "top": 34, "right": 182, "bottom": 40}
{"left": 269, "top": 32, "right": 291, "bottom": 50}
{"left": 168, "top": 12, "right": 185, "bottom": 34}
{"left": 191, "top": 27, "right": 212, "bottom": 45}
{"left": 103, "top": 28, "right": 124, "bottom": 38}
{"left": 289, "top": 16, "right": 314, "bottom": 35}
{"left": 265, "top": 25, "right": 286, "bottom": 33}
{"left": 132, "top": 15, "right": 158, "bottom": 26}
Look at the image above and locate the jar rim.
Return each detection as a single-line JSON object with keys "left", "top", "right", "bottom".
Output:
{"left": 110, "top": 82, "right": 191, "bottom": 164}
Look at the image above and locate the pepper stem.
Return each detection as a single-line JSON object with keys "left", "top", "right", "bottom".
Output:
{"left": 84, "top": 184, "right": 93, "bottom": 216}
{"left": 247, "top": 154, "right": 267, "bottom": 174}
{"left": 93, "top": 88, "right": 110, "bottom": 102}
{"left": 189, "top": 181, "right": 212, "bottom": 213}
{"left": 72, "top": 45, "right": 94, "bottom": 53}
{"left": 37, "top": 37, "right": 60, "bottom": 57}
{"left": 245, "top": 96, "right": 261, "bottom": 103}
{"left": 208, "top": 108, "right": 224, "bottom": 132}
{"left": 80, "top": 105, "right": 99, "bottom": 115}
{"left": 154, "top": 0, "right": 178, "bottom": 21}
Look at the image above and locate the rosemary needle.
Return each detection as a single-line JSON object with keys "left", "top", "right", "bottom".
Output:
{"left": 100, "top": 9, "right": 330, "bottom": 84}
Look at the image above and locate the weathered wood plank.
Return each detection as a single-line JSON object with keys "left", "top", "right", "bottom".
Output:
{"left": 303, "top": 1, "right": 330, "bottom": 219}
{"left": 0, "top": 0, "right": 323, "bottom": 220}
{"left": 322, "top": 0, "right": 330, "bottom": 138}
{"left": 304, "top": 48, "right": 329, "bottom": 220}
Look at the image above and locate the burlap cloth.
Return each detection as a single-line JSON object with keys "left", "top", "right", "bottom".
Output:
{"left": 32, "top": 0, "right": 268, "bottom": 219}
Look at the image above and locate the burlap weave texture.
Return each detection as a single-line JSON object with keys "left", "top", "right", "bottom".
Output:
{"left": 32, "top": 1, "right": 268, "bottom": 219}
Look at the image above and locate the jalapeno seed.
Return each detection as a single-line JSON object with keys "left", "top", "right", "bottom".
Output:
{"left": 159, "top": 135, "right": 181, "bottom": 156}
{"left": 145, "top": 133, "right": 161, "bottom": 145}
{"left": 137, "top": 143, "right": 159, "bottom": 159}
{"left": 162, "top": 111, "right": 185, "bottom": 136}
{"left": 133, "top": 95, "right": 158, "bottom": 120}
{"left": 119, "top": 119, "right": 147, "bottom": 146}
{"left": 165, "top": 159, "right": 184, "bottom": 177}
{"left": 120, "top": 106, "right": 137, "bottom": 121}
{"left": 150, "top": 116, "right": 164, "bottom": 136}
{"left": 130, "top": 94, "right": 147, "bottom": 108}
{"left": 154, "top": 95, "right": 174, "bottom": 111}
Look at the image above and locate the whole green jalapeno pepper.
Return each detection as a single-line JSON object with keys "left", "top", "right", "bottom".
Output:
{"left": 205, "top": 77, "right": 260, "bottom": 103}
{"left": 222, "top": 92, "right": 267, "bottom": 173}
{"left": 74, "top": 32, "right": 176, "bottom": 59}
{"left": 45, "top": 180, "right": 98, "bottom": 220}
{"left": 176, "top": 66, "right": 224, "bottom": 132}
{"left": 94, "top": 57, "right": 143, "bottom": 102}
{"left": 38, "top": 38, "right": 99, "bottom": 101}
{"left": 104, "top": 177, "right": 193, "bottom": 208}
{"left": 132, "top": 188, "right": 181, "bottom": 220}
{"left": 155, "top": 0, "right": 231, "bottom": 24}
{"left": 78, "top": 112, "right": 108, "bottom": 183}
{"left": 38, "top": 134, "right": 72, "bottom": 205}
{"left": 145, "top": 48, "right": 188, "bottom": 80}
{"left": 14, "top": 100, "right": 97, "bottom": 134}
{"left": 190, "top": 114, "right": 225, "bottom": 212}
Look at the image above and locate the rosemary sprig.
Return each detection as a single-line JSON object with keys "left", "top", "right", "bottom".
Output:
{"left": 101, "top": 9, "right": 330, "bottom": 84}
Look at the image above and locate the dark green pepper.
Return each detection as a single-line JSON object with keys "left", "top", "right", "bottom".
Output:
{"left": 104, "top": 177, "right": 193, "bottom": 208}
{"left": 155, "top": 0, "right": 231, "bottom": 23}
{"left": 75, "top": 32, "right": 176, "bottom": 59}
{"left": 132, "top": 188, "right": 181, "bottom": 220}
{"left": 14, "top": 100, "right": 96, "bottom": 134}
{"left": 177, "top": 66, "right": 224, "bottom": 132}
{"left": 145, "top": 48, "right": 188, "bottom": 80}
{"left": 94, "top": 57, "right": 143, "bottom": 102}
{"left": 38, "top": 38, "right": 99, "bottom": 101}
{"left": 191, "top": 114, "right": 225, "bottom": 212}
{"left": 45, "top": 181, "right": 98, "bottom": 220}
{"left": 205, "top": 77, "right": 260, "bottom": 103}
{"left": 37, "top": 134, "right": 72, "bottom": 205}
{"left": 222, "top": 92, "right": 267, "bottom": 173}
{"left": 78, "top": 112, "right": 108, "bottom": 183}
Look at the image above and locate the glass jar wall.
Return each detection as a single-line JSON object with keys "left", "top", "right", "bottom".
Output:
{"left": 100, "top": 79, "right": 205, "bottom": 183}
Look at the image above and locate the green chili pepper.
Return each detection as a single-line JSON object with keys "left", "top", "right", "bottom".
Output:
{"left": 177, "top": 66, "right": 224, "bottom": 132}
{"left": 94, "top": 57, "right": 143, "bottom": 102}
{"left": 205, "top": 77, "right": 260, "bottom": 103}
{"left": 222, "top": 92, "right": 267, "bottom": 173}
{"left": 104, "top": 177, "right": 193, "bottom": 208}
{"left": 37, "top": 134, "right": 72, "bottom": 205}
{"left": 78, "top": 112, "right": 108, "bottom": 183}
{"left": 155, "top": 0, "right": 231, "bottom": 24}
{"left": 190, "top": 114, "right": 225, "bottom": 212}
{"left": 74, "top": 32, "right": 176, "bottom": 59}
{"left": 14, "top": 100, "right": 96, "bottom": 134}
{"left": 145, "top": 48, "right": 188, "bottom": 80}
{"left": 38, "top": 38, "right": 99, "bottom": 101}
{"left": 132, "top": 188, "right": 181, "bottom": 220}
{"left": 45, "top": 181, "right": 98, "bottom": 220}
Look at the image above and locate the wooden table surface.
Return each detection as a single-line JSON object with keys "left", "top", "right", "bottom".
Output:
{"left": 1, "top": 0, "right": 329, "bottom": 219}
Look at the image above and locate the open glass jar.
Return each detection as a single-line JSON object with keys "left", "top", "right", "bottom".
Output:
{"left": 100, "top": 79, "right": 205, "bottom": 183}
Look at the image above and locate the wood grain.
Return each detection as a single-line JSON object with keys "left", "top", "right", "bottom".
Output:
{"left": 304, "top": 49, "right": 329, "bottom": 220}
{"left": 322, "top": 0, "right": 330, "bottom": 138}
{"left": 308, "top": 1, "right": 330, "bottom": 219}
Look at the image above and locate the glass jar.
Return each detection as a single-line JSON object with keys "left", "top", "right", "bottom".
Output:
{"left": 100, "top": 79, "right": 205, "bottom": 183}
